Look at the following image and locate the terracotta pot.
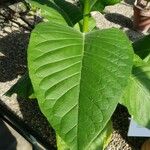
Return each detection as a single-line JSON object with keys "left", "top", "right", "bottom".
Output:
{"left": 133, "top": 0, "right": 150, "bottom": 33}
{"left": 141, "top": 139, "right": 150, "bottom": 150}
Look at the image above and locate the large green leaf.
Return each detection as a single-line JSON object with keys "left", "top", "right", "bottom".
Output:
{"left": 29, "top": 0, "right": 83, "bottom": 26}
{"left": 101, "top": 0, "right": 121, "bottom": 6}
{"left": 29, "top": 0, "right": 72, "bottom": 26}
{"left": 5, "top": 72, "right": 33, "bottom": 99}
{"left": 79, "top": 0, "right": 121, "bottom": 11}
{"left": 92, "top": 0, "right": 121, "bottom": 11}
{"left": 53, "top": 0, "right": 82, "bottom": 25}
{"left": 57, "top": 134, "right": 69, "bottom": 150}
{"left": 133, "top": 34, "right": 150, "bottom": 59}
{"left": 79, "top": 0, "right": 103, "bottom": 12}
{"left": 28, "top": 22, "right": 133, "bottom": 149}
{"left": 88, "top": 121, "right": 113, "bottom": 150}
{"left": 121, "top": 62, "right": 150, "bottom": 128}
{"left": 57, "top": 120, "right": 113, "bottom": 150}
{"left": 91, "top": 1, "right": 105, "bottom": 12}
{"left": 74, "top": 17, "right": 96, "bottom": 32}
{"left": 79, "top": 0, "right": 97, "bottom": 8}
{"left": 145, "top": 55, "right": 150, "bottom": 63}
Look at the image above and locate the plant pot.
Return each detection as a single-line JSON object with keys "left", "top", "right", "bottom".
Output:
{"left": 141, "top": 139, "right": 150, "bottom": 150}
{"left": 133, "top": 0, "right": 150, "bottom": 33}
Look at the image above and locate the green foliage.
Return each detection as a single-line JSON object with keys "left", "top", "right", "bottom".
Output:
{"left": 29, "top": 0, "right": 72, "bottom": 26}
{"left": 133, "top": 34, "right": 150, "bottom": 60}
{"left": 8, "top": 0, "right": 150, "bottom": 149}
{"left": 5, "top": 72, "right": 33, "bottom": 99}
{"left": 80, "top": 0, "right": 121, "bottom": 11}
{"left": 88, "top": 121, "right": 113, "bottom": 150}
{"left": 30, "top": 0, "right": 121, "bottom": 22}
{"left": 57, "top": 121, "right": 113, "bottom": 150}
{"left": 53, "top": 0, "right": 82, "bottom": 25}
{"left": 121, "top": 62, "right": 150, "bottom": 128}
{"left": 74, "top": 17, "right": 96, "bottom": 31}
{"left": 28, "top": 21, "right": 133, "bottom": 149}
{"left": 92, "top": 0, "right": 122, "bottom": 11}
{"left": 91, "top": 1, "right": 105, "bottom": 12}
{"left": 57, "top": 134, "right": 69, "bottom": 150}
{"left": 101, "top": 0, "right": 121, "bottom": 6}
{"left": 120, "top": 35, "right": 150, "bottom": 128}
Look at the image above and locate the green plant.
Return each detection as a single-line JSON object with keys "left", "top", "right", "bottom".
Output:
{"left": 5, "top": 0, "right": 150, "bottom": 150}
{"left": 120, "top": 34, "right": 150, "bottom": 128}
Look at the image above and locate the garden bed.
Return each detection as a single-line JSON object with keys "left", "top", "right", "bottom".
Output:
{"left": 0, "top": 0, "right": 149, "bottom": 150}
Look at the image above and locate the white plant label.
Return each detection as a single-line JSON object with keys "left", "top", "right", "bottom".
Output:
{"left": 128, "top": 119, "right": 150, "bottom": 137}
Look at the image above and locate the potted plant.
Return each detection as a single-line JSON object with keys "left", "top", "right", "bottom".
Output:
{"left": 133, "top": 0, "right": 150, "bottom": 33}
{"left": 141, "top": 139, "right": 150, "bottom": 150}
{"left": 5, "top": 0, "right": 150, "bottom": 149}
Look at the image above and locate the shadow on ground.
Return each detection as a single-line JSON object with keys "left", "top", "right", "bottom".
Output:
{"left": 16, "top": 97, "right": 56, "bottom": 147}
{"left": 0, "top": 31, "right": 28, "bottom": 82}
{"left": 105, "top": 13, "right": 133, "bottom": 29}
{"left": 125, "top": 29, "right": 144, "bottom": 42}
{"left": 0, "top": 0, "right": 22, "bottom": 5}
{"left": 104, "top": 12, "right": 144, "bottom": 42}
{"left": 0, "top": 31, "right": 56, "bottom": 148}
{"left": 124, "top": 0, "right": 135, "bottom": 5}
{"left": 0, "top": 119, "right": 17, "bottom": 150}
{"left": 108, "top": 105, "right": 147, "bottom": 150}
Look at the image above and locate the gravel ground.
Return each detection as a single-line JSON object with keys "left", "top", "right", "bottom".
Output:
{"left": 0, "top": 1, "right": 149, "bottom": 150}
{"left": 0, "top": 2, "right": 56, "bottom": 148}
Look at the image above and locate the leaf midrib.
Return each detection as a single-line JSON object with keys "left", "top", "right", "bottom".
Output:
{"left": 76, "top": 31, "right": 114, "bottom": 150}
{"left": 76, "top": 32, "right": 85, "bottom": 150}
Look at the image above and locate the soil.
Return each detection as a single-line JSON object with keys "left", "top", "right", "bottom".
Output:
{"left": 0, "top": 0, "right": 149, "bottom": 150}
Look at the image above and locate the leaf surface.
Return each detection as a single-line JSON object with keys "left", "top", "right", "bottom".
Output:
{"left": 28, "top": 22, "right": 133, "bottom": 149}
{"left": 92, "top": 0, "right": 121, "bottom": 11}
{"left": 5, "top": 72, "right": 33, "bottom": 99}
{"left": 133, "top": 34, "right": 150, "bottom": 59}
{"left": 29, "top": 0, "right": 71, "bottom": 26}
{"left": 79, "top": 0, "right": 121, "bottom": 11}
{"left": 57, "top": 121, "right": 113, "bottom": 150}
{"left": 74, "top": 17, "right": 96, "bottom": 32}
{"left": 53, "top": 0, "right": 82, "bottom": 25}
{"left": 88, "top": 121, "right": 113, "bottom": 150}
{"left": 121, "top": 63, "right": 150, "bottom": 128}
{"left": 101, "top": 0, "right": 121, "bottom": 6}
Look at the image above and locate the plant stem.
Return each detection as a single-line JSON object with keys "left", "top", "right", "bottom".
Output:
{"left": 83, "top": 0, "right": 90, "bottom": 32}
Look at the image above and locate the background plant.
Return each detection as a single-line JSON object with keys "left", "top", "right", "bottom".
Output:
{"left": 5, "top": 0, "right": 150, "bottom": 150}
